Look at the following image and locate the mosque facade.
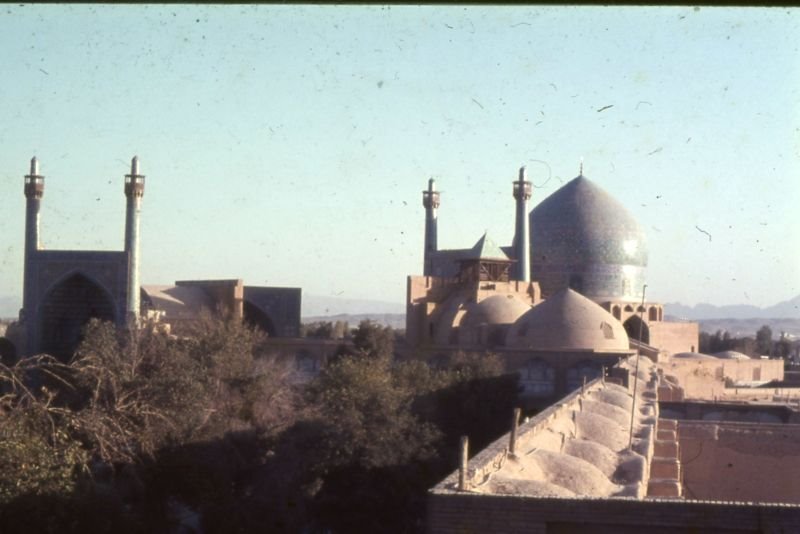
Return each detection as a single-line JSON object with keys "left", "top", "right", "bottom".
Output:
{"left": 4, "top": 157, "right": 301, "bottom": 362}
{"left": 407, "top": 165, "right": 699, "bottom": 403}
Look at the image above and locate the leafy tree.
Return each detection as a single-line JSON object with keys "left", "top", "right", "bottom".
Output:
{"left": 302, "top": 321, "right": 334, "bottom": 339}
{"left": 351, "top": 320, "right": 395, "bottom": 360}
{"left": 756, "top": 325, "right": 773, "bottom": 356}
{"left": 0, "top": 355, "right": 88, "bottom": 504}
{"left": 774, "top": 332, "right": 793, "bottom": 360}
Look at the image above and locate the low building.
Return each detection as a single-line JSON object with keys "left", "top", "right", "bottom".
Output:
{"left": 427, "top": 353, "right": 800, "bottom": 533}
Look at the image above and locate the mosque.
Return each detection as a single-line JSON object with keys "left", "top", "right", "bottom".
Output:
{"left": 3, "top": 157, "right": 301, "bottom": 362}
{"left": 406, "top": 165, "right": 699, "bottom": 402}
{"left": 418, "top": 166, "right": 800, "bottom": 533}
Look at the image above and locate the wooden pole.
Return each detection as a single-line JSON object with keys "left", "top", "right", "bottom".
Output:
{"left": 458, "top": 436, "right": 469, "bottom": 491}
{"left": 509, "top": 407, "right": 521, "bottom": 455}
{"left": 628, "top": 284, "right": 648, "bottom": 450}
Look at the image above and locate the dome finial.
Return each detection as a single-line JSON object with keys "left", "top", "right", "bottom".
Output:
{"left": 579, "top": 157, "right": 584, "bottom": 177}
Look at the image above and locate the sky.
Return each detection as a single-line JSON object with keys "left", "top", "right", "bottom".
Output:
{"left": 0, "top": 4, "right": 798, "bottom": 313}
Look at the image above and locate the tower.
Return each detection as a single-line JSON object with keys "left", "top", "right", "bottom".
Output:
{"left": 22, "top": 157, "right": 44, "bottom": 320}
{"left": 512, "top": 166, "right": 531, "bottom": 282}
{"left": 124, "top": 156, "right": 145, "bottom": 325}
{"left": 422, "top": 178, "right": 440, "bottom": 276}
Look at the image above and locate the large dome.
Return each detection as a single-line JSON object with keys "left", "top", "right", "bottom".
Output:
{"left": 529, "top": 175, "right": 648, "bottom": 301}
{"left": 506, "top": 288, "right": 630, "bottom": 351}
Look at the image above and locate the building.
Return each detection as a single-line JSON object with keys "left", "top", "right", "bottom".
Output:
{"left": 427, "top": 353, "right": 800, "bottom": 533}
{"left": 406, "top": 165, "right": 699, "bottom": 403}
{"left": 5, "top": 157, "right": 301, "bottom": 362}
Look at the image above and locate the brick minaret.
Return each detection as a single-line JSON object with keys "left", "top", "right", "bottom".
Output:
{"left": 22, "top": 157, "right": 44, "bottom": 320}
{"left": 512, "top": 166, "right": 532, "bottom": 282}
{"left": 422, "top": 178, "right": 440, "bottom": 276}
{"left": 124, "top": 156, "right": 145, "bottom": 324}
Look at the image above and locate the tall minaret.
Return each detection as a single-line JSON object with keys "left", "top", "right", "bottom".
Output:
{"left": 512, "top": 165, "right": 531, "bottom": 282}
{"left": 124, "top": 156, "right": 145, "bottom": 325}
{"left": 422, "top": 178, "right": 440, "bottom": 276}
{"left": 22, "top": 157, "right": 45, "bottom": 319}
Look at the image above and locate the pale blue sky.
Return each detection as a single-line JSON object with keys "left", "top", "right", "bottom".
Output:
{"left": 1, "top": 5, "right": 798, "bottom": 311}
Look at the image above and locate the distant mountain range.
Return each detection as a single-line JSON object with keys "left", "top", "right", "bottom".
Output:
{"left": 664, "top": 295, "right": 800, "bottom": 320}
{"left": 301, "top": 294, "right": 405, "bottom": 318}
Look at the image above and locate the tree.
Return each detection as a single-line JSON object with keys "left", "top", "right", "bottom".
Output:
{"left": 774, "top": 332, "right": 792, "bottom": 360}
{"left": 756, "top": 325, "right": 773, "bottom": 356}
{"left": 0, "top": 355, "right": 88, "bottom": 504}
{"left": 351, "top": 320, "right": 395, "bottom": 360}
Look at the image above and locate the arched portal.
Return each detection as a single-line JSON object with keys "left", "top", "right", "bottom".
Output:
{"left": 38, "top": 273, "right": 116, "bottom": 362}
{"left": 624, "top": 315, "right": 650, "bottom": 344}
{"left": 243, "top": 300, "right": 277, "bottom": 337}
{"left": 0, "top": 337, "right": 17, "bottom": 366}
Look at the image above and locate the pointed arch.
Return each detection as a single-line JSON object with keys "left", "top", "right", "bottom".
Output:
{"left": 624, "top": 314, "right": 650, "bottom": 344}
{"left": 243, "top": 300, "right": 277, "bottom": 337}
{"left": 38, "top": 271, "right": 117, "bottom": 361}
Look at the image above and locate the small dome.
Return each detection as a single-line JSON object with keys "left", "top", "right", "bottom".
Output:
{"left": 461, "top": 294, "right": 531, "bottom": 328}
{"left": 506, "top": 288, "right": 629, "bottom": 351}
{"left": 672, "top": 352, "right": 717, "bottom": 360}
{"left": 712, "top": 350, "right": 751, "bottom": 360}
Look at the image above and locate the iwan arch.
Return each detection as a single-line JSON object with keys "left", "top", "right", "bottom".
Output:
{"left": 5, "top": 157, "right": 301, "bottom": 363}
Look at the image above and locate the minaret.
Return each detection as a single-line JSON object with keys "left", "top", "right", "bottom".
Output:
{"left": 124, "top": 156, "right": 145, "bottom": 325}
{"left": 422, "top": 178, "right": 440, "bottom": 276}
{"left": 512, "top": 166, "right": 531, "bottom": 282}
{"left": 22, "top": 157, "right": 45, "bottom": 319}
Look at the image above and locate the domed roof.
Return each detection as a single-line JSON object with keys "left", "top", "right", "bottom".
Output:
{"left": 672, "top": 352, "right": 717, "bottom": 360}
{"left": 712, "top": 350, "right": 751, "bottom": 360}
{"left": 506, "top": 288, "right": 629, "bottom": 351}
{"left": 530, "top": 175, "right": 648, "bottom": 268}
{"left": 461, "top": 294, "right": 531, "bottom": 328}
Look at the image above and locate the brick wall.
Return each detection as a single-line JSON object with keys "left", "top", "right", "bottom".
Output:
{"left": 427, "top": 491, "right": 800, "bottom": 533}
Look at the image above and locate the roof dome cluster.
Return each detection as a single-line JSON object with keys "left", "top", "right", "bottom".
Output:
{"left": 436, "top": 288, "right": 629, "bottom": 352}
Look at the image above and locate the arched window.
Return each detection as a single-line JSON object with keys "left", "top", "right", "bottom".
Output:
{"left": 566, "top": 361, "right": 603, "bottom": 392}
{"left": 648, "top": 306, "right": 658, "bottom": 321}
{"left": 612, "top": 305, "right": 622, "bottom": 320}
{"left": 521, "top": 359, "right": 556, "bottom": 397}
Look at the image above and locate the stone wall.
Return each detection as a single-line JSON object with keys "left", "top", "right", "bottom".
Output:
{"left": 649, "top": 321, "right": 699, "bottom": 355}
{"left": 679, "top": 421, "right": 800, "bottom": 504}
{"left": 427, "top": 491, "right": 800, "bottom": 533}
{"left": 660, "top": 358, "right": 784, "bottom": 399}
